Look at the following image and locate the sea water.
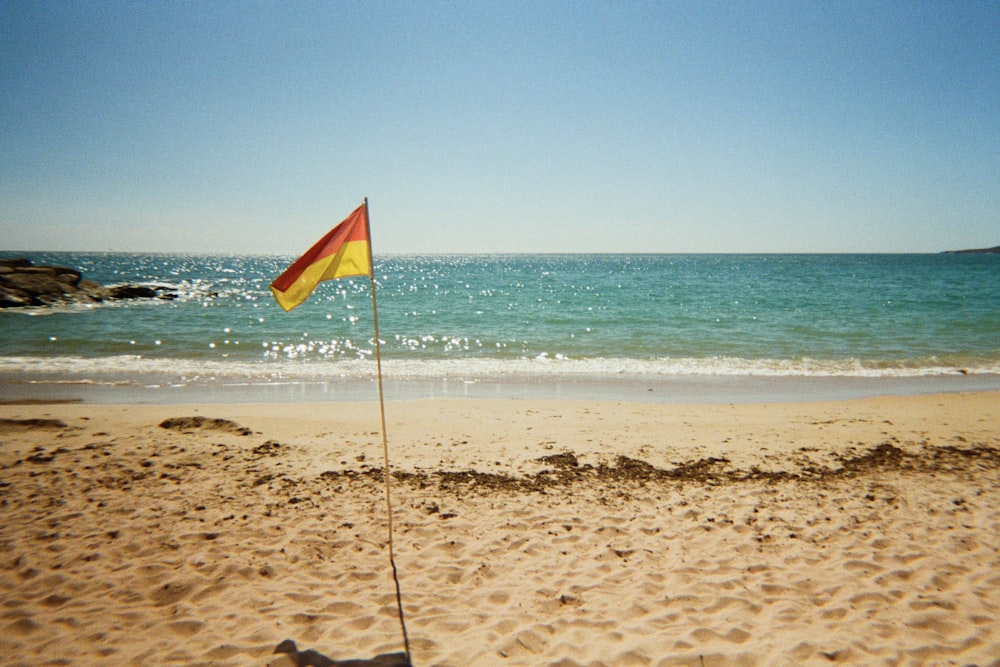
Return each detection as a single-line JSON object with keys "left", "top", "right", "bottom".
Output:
{"left": 1, "top": 252, "right": 997, "bottom": 403}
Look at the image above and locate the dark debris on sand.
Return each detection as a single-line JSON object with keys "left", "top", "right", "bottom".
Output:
{"left": 158, "top": 416, "right": 254, "bottom": 436}
{"left": 314, "top": 442, "right": 1000, "bottom": 498}
{"left": 147, "top": 416, "right": 1000, "bottom": 502}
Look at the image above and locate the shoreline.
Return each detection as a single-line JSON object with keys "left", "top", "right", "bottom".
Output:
{"left": 2, "top": 371, "right": 1000, "bottom": 405}
{"left": 2, "top": 392, "right": 998, "bottom": 665}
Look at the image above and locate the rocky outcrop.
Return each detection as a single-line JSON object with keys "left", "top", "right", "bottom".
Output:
{"left": 943, "top": 246, "right": 1000, "bottom": 254}
{"left": 0, "top": 258, "right": 177, "bottom": 308}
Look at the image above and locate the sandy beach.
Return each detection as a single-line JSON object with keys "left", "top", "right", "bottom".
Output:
{"left": 1, "top": 391, "right": 999, "bottom": 666}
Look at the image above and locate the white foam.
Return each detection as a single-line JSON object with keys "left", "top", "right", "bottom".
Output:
{"left": 1, "top": 354, "right": 997, "bottom": 388}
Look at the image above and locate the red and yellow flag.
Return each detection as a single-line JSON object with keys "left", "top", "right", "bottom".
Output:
{"left": 270, "top": 203, "right": 372, "bottom": 311}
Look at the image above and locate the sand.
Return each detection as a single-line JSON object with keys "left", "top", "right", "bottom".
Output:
{"left": 1, "top": 391, "right": 999, "bottom": 666}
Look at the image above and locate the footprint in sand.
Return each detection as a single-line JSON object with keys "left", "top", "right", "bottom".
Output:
{"left": 150, "top": 580, "right": 191, "bottom": 606}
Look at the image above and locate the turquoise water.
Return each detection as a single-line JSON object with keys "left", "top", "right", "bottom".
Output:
{"left": 1, "top": 252, "right": 998, "bottom": 402}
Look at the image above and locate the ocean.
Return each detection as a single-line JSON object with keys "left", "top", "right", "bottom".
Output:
{"left": 1, "top": 252, "right": 998, "bottom": 404}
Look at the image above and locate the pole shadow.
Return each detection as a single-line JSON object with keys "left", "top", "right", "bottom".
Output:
{"left": 274, "top": 639, "right": 412, "bottom": 667}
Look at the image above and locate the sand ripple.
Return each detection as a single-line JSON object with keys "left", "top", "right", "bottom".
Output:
{"left": 1, "top": 397, "right": 999, "bottom": 666}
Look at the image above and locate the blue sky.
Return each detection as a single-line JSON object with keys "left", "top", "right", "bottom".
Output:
{"left": 2, "top": 1, "right": 998, "bottom": 254}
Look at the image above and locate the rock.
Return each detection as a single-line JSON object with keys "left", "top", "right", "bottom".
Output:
{"left": 0, "top": 258, "right": 177, "bottom": 308}
{"left": 943, "top": 245, "right": 1000, "bottom": 254}
{"left": 105, "top": 284, "right": 177, "bottom": 300}
{"left": 0, "top": 268, "right": 87, "bottom": 307}
{"left": 0, "top": 258, "right": 32, "bottom": 270}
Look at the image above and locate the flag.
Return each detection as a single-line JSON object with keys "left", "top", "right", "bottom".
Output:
{"left": 270, "top": 203, "right": 372, "bottom": 311}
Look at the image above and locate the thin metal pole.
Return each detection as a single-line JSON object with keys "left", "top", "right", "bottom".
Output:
{"left": 363, "top": 197, "right": 412, "bottom": 662}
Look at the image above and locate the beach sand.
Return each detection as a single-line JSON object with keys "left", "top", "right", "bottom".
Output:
{"left": 1, "top": 391, "right": 999, "bottom": 666}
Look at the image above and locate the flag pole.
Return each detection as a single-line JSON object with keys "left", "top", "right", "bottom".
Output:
{"left": 363, "top": 197, "right": 412, "bottom": 662}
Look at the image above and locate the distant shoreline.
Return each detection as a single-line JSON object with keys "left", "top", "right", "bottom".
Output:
{"left": 943, "top": 245, "right": 1000, "bottom": 254}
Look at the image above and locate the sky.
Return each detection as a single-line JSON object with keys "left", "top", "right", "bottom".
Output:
{"left": 2, "top": 1, "right": 998, "bottom": 254}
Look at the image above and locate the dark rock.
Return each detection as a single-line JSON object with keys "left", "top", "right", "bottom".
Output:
{"left": 106, "top": 285, "right": 157, "bottom": 299}
{"left": 943, "top": 245, "right": 1000, "bottom": 254}
{"left": 105, "top": 284, "right": 176, "bottom": 300}
{"left": 0, "top": 268, "right": 88, "bottom": 306}
{"left": 0, "top": 258, "right": 33, "bottom": 269}
{"left": 0, "top": 258, "right": 177, "bottom": 308}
